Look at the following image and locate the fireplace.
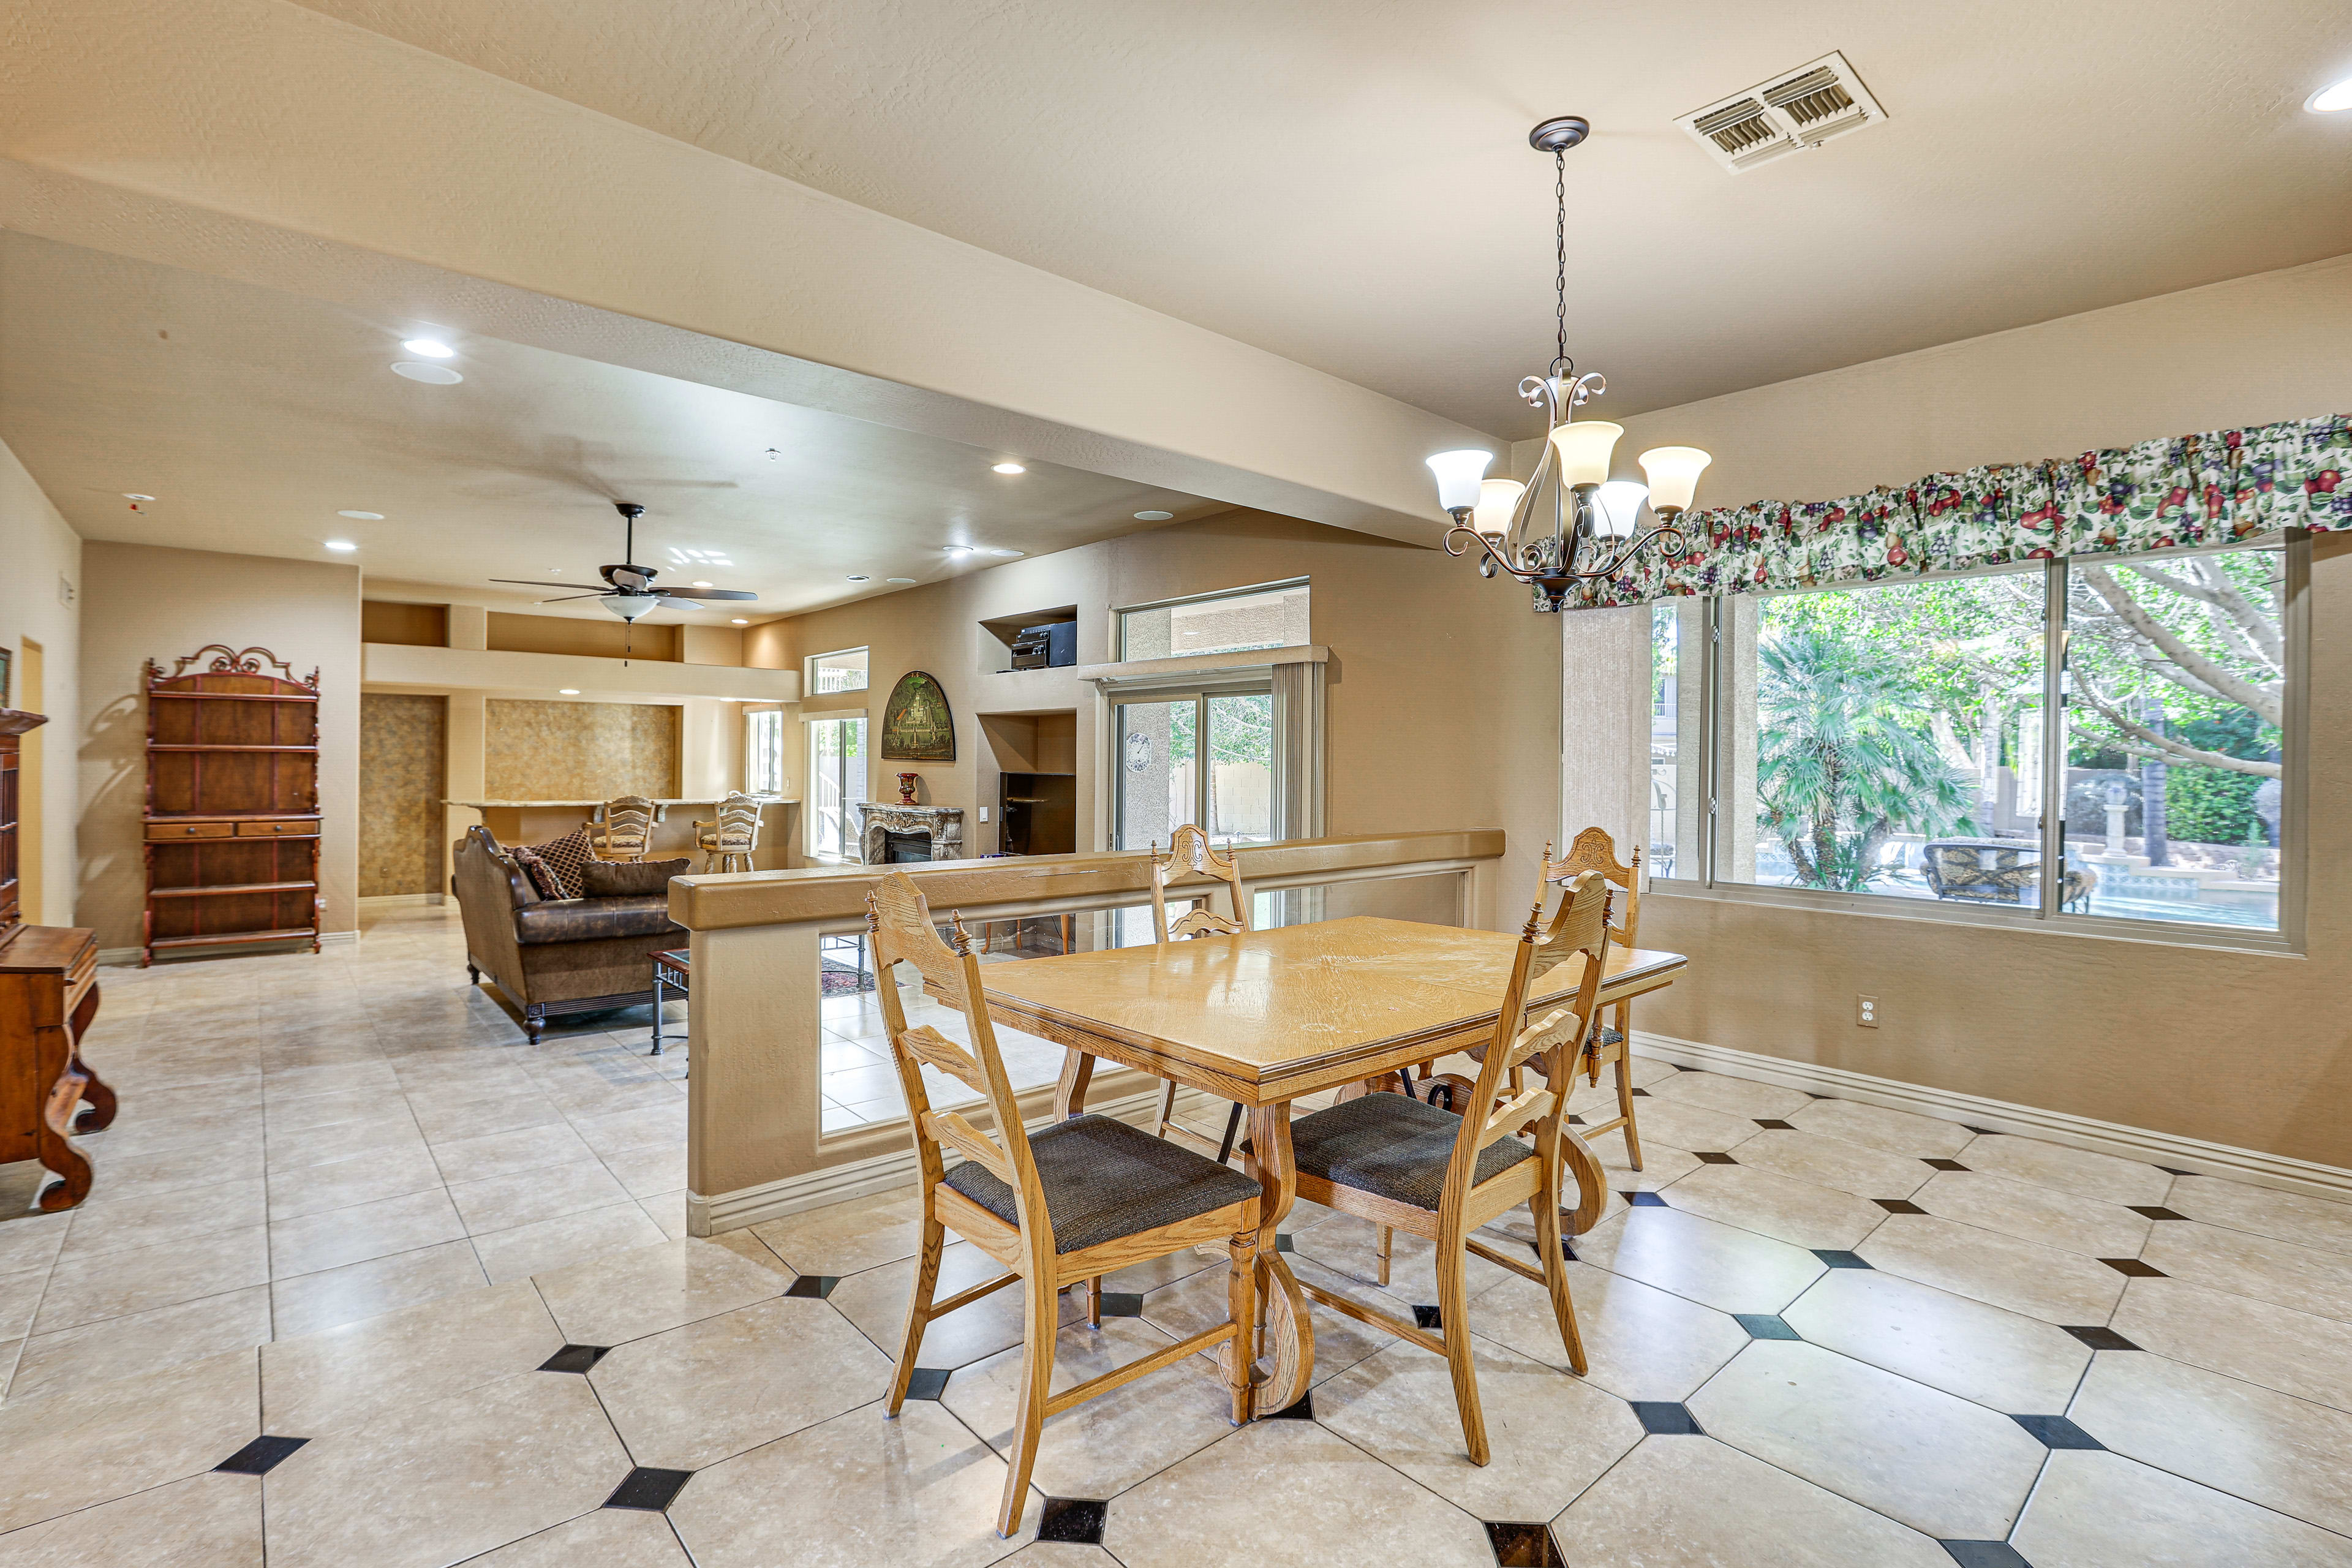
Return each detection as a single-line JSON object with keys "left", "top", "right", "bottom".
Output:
{"left": 856, "top": 801, "right": 965, "bottom": 865}
{"left": 880, "top": 829, "right": 932, "bottom": 864}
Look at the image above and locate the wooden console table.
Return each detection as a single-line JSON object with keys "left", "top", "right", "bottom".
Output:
{"left": 0, "top": 925, "right": 111, "bottom": 1210}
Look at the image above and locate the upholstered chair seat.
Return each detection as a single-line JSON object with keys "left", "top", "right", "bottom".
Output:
{"left": 1290, "top": 1093, "right": 1536, "bottom": 1212}
{"left": 943, "top": 1113, "right": 1262, "bottom": 1254}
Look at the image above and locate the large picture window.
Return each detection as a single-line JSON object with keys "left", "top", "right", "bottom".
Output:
{"left": 1653, "top": 537, "right": 2298, "bottom": 941}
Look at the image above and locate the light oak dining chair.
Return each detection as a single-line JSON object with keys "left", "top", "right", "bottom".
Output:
{"left": 1546, "top": 827, "right": 1645, "bottom": 1170}
{"left": 869, "top": 871, "right": 1264, "bottom": 1537}
{"left": 1285, "top": 872, "right": 1611, "bottom": 1464}
{"left": 587, "top": 794, "right": 658, "bottom": 862}
{"left": 1145, "top": 826, "right": 1254, "bottom": 1161}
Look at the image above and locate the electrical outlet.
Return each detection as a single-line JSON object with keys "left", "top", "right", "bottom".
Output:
{"left": 1857, "top": 994, "right": 1879, "bottom": 1028}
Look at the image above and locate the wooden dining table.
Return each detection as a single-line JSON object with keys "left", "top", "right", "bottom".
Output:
{"left": 976, "top": 914, "right": 1689, "bottom": 1416}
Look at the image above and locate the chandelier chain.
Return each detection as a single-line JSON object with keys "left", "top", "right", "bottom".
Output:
{"left": 1553, "top": 149, "right": 1568, "bottom": 372}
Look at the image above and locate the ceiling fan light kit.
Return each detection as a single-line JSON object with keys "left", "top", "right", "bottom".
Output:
{"left": 1430, "top": 118, "right": 1712, "bottom": 612}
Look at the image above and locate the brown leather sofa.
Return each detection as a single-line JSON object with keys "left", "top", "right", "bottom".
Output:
{"left": 451, "top": 826, "right": 684, "bottom": 1041}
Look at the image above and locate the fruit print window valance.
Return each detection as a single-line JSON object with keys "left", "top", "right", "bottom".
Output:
{"left": 1579, "top": 412, "right": 2350, "bottom": 608}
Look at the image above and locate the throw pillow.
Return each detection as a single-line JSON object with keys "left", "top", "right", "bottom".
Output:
{"left": 527, "top": 827, "right": 596, "bottom": 900}
{"left": 509, "top": 846, "right": 565, "bottom": 901}
{"left": 580, "top": 858, "right": 692, "bottom": 898}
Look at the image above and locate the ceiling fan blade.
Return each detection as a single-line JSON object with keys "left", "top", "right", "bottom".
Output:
{"left": 535, "top": 594, "right": 609, "bottom": 603}
{"left": 490, "top": 578, "right": 591, "bottom": 590}
{"left": 675, "top": 588, "right": 757, "bottom": 600}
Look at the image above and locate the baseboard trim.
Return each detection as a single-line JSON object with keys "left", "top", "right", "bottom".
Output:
{"left": 689, "top": 1085, "right": 1218, "bottom": 1236}
{"left": 358, "top": 893, "right": 444, "bottom": 908}
{"left": 1632, "top": 1029, "right": 2352, "bottom": 1204}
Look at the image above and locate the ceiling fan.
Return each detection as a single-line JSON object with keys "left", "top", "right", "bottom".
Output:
{"left": 491, "top": 502, "right": 758, "bottom": 621}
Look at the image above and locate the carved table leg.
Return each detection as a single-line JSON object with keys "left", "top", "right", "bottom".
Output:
{"left": 68, "top": 984, "right": 114, "bottom": 1132}
{"left": 1052, "top": 1049, "right": 1095, "bottom": 1121}
{"left": 1243, "top": 1103, "right": 1313, "bottom": 1415}
{"left": 37, "top": 1068, "right": 94, "bottom": 1212}
{"left": 1562, "top": 1121, "right": 1610, "bottom": 1235}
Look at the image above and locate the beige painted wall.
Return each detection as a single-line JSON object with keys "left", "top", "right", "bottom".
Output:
{"left": 78, "top": 543, "right": 360, "bottom": 948}
{"left": 774, "top": 509, "right": 1562, "bottom": 916}
{"left": 0, "top": 438, "right": 80, "bottom": 926}
{"left": 1583, "top": 254, "right": 2352, "bottom": 1169}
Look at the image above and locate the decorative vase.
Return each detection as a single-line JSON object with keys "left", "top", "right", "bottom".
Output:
{"left": 897, "top": 772, "right": 919, "bottom": 805}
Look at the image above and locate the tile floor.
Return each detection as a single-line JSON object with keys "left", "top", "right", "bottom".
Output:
{"left": 1, "top": 905, "right": 2348, "bottom": 1565}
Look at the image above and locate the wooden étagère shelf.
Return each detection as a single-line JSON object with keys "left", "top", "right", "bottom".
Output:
{"left": 141, "top": 644, "right": 323, "bottom": 965}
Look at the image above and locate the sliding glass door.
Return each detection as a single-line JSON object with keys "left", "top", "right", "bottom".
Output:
{"left": 807, "top": 715, "right": 867, "bottom": 862}
{"left": 1114, "top": 689, "right": 1274, "bottom": 851}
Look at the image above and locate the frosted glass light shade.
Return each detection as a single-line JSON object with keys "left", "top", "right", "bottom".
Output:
{"left": 1426, "top": 449, "right": 1493, "bottom": 513}
{"left": 1638, "top": 446, "right": 1713, "bottom": 514}
{"left": 601, "top": 593, "right": 662, "bottom": 622}
{"left": 1473, "top": 478, "right": 1525, "bottom": 539}
{"left": 1593, "top": 480, "right": 1648, "bottom": 539}
{"left": 1547, "top": 420, "right": 1623, "bottom": 488}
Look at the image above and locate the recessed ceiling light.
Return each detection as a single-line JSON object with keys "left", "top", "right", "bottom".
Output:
{"left": 324, "top": 540, "right": 358, "bottom": 552}
{"left": 886, "top": 577, "right": 917, "bottom": 584}
{"left": 987, "top": 548, "right": 1025, "bottom": 558}
{"left": 945, "top": 546, "right": 974, "bottom": 557}
{"left": 390, "top": 361, "right": 463, "bottom": 385}
{"left": 991, "top": 462, "right": 1027, "bottom": 475}
{"left": 401, "top": 337, "right": 456, "bottom": 358}
{"left": 337, "top": 510, "right": 383, "bottom": 520}
{"left": 731, "top": 617, "right": 749, "bottom": 625}
{"left": 122, "top": 492, "right": 154, "bottom": 501}
{"left": 1133, "top": 510, "right": 1174, "bottom": 522}
{"left": 558, "top": 688, "right": 581, "bottom": 695}
{"left": 691, "top": 580, "right": 714, "bottom": 588}
{"left": 2310, "top": 77, "right": 2352, "bottom": 112}
{"left": 846, "top": 574, "right": 870, "bottom": 582}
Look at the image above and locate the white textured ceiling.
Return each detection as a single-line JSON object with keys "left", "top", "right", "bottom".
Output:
{"left": 0, "top": 232, "right": 1215, "bottom": 619}
{"left": 290, "top": 0, "right": 2352, "bottom": 434}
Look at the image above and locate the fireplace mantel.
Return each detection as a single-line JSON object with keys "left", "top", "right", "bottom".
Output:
{"left": 855, "top": 801, "right": 965, "bottom": 864}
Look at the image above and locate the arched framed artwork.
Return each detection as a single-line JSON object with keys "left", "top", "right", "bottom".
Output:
{"left": 879, "top": 670, "right": 956, "bottom": 761}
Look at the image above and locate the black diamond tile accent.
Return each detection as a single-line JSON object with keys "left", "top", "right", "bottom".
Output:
{"left": 1630, "top": 1401, "right": 1703, "bottom": 1435}
{"left": 1414, "top": 1305, "right": 1444, "bottom": 1332}
{"left": 1875, "top": 1198, "right": 1928, "bottom": 1214}
{"left": 2157, "top": 1166, "right": 2193, "bottom": 1176}
{"left": 1923, "top": 1158, "right": 1970, "bottom": 1172}
{"left": 1566, "top": 1114, "right": 1585, "bottom": 1126}
{"left": 785, "top": 1274, "right": 840, "bottom": 1298}
{"left": 1812, "top": 1250, "right": 1872, "bottom": 1269}
{"left": 2101, "top": 1258, "right": 2166, "bottom": 1278}
{"left": 1275, "top": 1233, "right": 1296, "bottom": 1253}
{"left": 1940, "top": 1542, "right": 2033, "bottom": 1568}
{"left": 1753, "top": 1118, "right": 1796, "bottom": 1130}
{"left": 1964, "top": 1126, "right": 2000, "bottom": 1136}
{"left": 1266, "top": 1391, "right": 1316, "bottom": 1420}
{"left": 1097, "top": 1292, "right": 1145, "bottom": 1318}
{"left": 1038, "top": 1497, "right": 1109, "bottom": 1544}
{"left": 2010, "top": 1414, "right": 2103, "bottom": 1450}
{"left": 1485, "top": 1520, "right": 1567, "bottom": 1566}
{"left": 2062, "top": 1325, "right": 2142, "bottom": 1351}
{"left": 538, "top": 1344, "right": 611, "bottom": 1374}
{"left": 903, "top": 1367, "right": 952, "bottom": 1400}
{"left": 1733, "top": 1314, "right": 1801, "bottom": 1341}
{"left": 1694, "top": 1152, "right": 1738, "bottom": 1164}
{"left": 605, "top": 1466, "right": 694, "bottom": 1512}
{"left": 1630, "top": 1087, "right": 1651, "bottom": 1097}
{"left": 2129, "top": 1206, "right": 2190, "bottom": 1221}
{"left": 1624, "top": 1191, "right": 1668, "bottom": 1207}
{"left": 216, "top": 1436, "right": 307, "bottom": 1475}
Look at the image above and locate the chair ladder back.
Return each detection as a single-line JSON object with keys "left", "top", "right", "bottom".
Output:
{"left": 867, "top": 872, "right": 1045, "bottom": 1235}
{"left": 1545, "top": 825, "right": 1641, "bottom": 946}
{"left": 1460, "top": 871, "right": 1611, "bottom": 1160}
{"left": 1149, "top": 824, "right": 1251, "bottom": 943}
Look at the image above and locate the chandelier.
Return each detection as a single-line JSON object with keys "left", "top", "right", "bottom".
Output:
{"left": 1427, "top": 116, "right": 1712, "bottom": 612}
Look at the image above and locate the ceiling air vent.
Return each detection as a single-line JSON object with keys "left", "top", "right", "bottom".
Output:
{"left": 1677, "top": 51, "right": 1886, "bottom": 173}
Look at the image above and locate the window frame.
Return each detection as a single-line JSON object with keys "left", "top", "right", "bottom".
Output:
{"left": 804, "top": 645, "right": 870, "bottom": 695}
{"left": 1114, "top": 577, "right": 1310, "bottom": 662}
{"left": 1653, "top": 535, "right": 2305, "bottom": 956}
{"left": 1107, "top": 674, "right": 1277, "bottom": 852}
{"left": 743, "top": 707, "right": 785, "bottom": 796}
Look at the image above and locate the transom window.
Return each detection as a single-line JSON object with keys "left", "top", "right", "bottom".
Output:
{"left": 806, "top": 646, "right": 869, "bottom": 695}
{"left": 1117, "top": 580, "right": 1308, "bottom": 662}
{"left": 1652, "top": 536, "right": 2299, "bottom": 943}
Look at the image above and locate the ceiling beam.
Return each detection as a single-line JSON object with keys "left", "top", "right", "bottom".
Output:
{"left": 0, "top": 0, "right": 1495, "bottom": 545}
